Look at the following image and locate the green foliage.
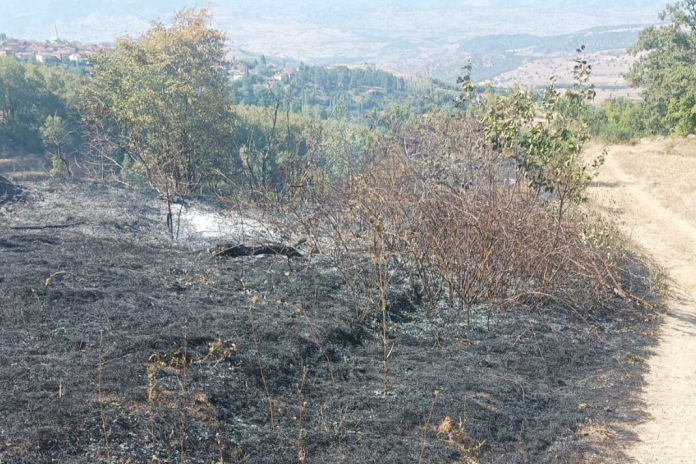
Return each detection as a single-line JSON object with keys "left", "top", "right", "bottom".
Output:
{"left": 0, "top": 57, "right": 79, "bottom": 155}
{"left": 522, "top": 54, "right": 602, "bottom": 217}
{"left": 84, "top": 8, "right": 233, "bottom": 193}
{"left": 230, "top": 105, "right": 371, "bottom": 197}
{"left": 587, "top": 98, "right": 647, "bottom": 142}
{"left": 626, "top": 0, "right": 696, "bottom": 135}
{"left": 232, "top": 63, "right": 457, "bottom": 120}
{"left": 462, "top": 47, "right": 603, "bottom": 218}
{"left": 455, "top": 62, "right": 475, "bottom": 114}
{"left": 40, "top": 115, "right": 77, "bottom": 176}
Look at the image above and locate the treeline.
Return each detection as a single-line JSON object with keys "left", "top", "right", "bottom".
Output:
{"left": 0, "top": 9, "right": 457, "bottom": 193}
{"left": 4, "top": 1, "right": 695, "bottom": 194}
{"left": 49, "top": 9, "right": 376, "bottom": 196}
{"left": 232, "top": 62, "right": 457, "bottom": 119}
{"left": 0, "top": 58, "right": 80, "bottom": 156}
{"left": 291, "top": 64, "right": 407, "bottom": 93}
{"left": 586, "top": 98, "right": 647, "bottom": 142}
{"left": 589, "top": 1, "right": 696, "bottom": 142}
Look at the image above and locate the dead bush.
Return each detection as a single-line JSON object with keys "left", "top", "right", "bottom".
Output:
{"left": 293, "top": 112, "right": 625, "bottom": 327}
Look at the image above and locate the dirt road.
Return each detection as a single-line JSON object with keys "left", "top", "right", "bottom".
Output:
{"left": 588, "top": 139, "right": 696, "bottom": 463}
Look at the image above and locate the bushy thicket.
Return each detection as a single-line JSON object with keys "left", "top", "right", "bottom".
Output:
{"left": 587, "top": 98, "right": 648, "bottom": 143}
{"left": 0, "top": 58, "right": 80, "bottom": 157}
{"left": 2, "top": 8, "right": 637, "bottom": 320}
{"left": 290, "top": 99, "right": 625, "bottom": 323}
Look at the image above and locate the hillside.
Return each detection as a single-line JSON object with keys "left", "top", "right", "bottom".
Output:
{"left": 0, "top": 177, "right": 661, "bottom": 463}
{"left": 0, "top": 0, "right": 663, "bottom": 85}
{"left": 230, "top": 62, "right": 458, "bottom": 119}
{"left": 484, "top": 48, "right": 640, "bottom": 104}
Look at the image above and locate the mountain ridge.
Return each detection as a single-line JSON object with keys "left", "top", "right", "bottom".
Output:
{"left": 0, "top": 1, "right": 663, "bottom": 82}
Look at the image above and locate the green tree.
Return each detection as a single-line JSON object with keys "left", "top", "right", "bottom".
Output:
{"left": 0, "top": 58, "right": 79, "bottom": 155}
{"left": 463, "top": 48, "right": 603, "bottom": 219}
{"left": 0, "top": 58, "right": 44, "bottom": 152}
{"left": 84, "top": 8, "right": 233, "bottom": 193}
{"left": 40, "top": 115, "right": 74, "bottom": 177}
{"left": 626, "top": 0, "right": 696, "bottom": 135}
{"left": 587, "top": 98, "right": 646, "bottom": 142}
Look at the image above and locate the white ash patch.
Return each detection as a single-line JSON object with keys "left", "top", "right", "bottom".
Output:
{"left": 175, "top": 203, "right": 281, "bottom": 246}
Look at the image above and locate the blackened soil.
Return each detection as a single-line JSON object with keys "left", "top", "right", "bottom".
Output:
{"left": 0, "top": 180, "right": 660, "bottom": 464}
{"left": 0, "top": 175, "right": 22, "bottom": 207}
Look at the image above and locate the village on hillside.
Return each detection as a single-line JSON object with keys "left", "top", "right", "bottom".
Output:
{"left": 0, "top": 31, "right": 299, "bottom": 83}
{"left": 0, "top": 30, "right": 97, "bottom": 68}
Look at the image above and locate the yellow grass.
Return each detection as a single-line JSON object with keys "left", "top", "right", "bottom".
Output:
{"left": 586, "top": 137, "right": 696, "bottom": 223}
{"left": 0, "top": 154, "right": 48, "bottom": 174}
{"left": 5, "top": 171, "right": 52, "bottom": 181}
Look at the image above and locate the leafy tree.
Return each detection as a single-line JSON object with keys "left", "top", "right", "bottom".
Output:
{"left": 84, "top": 8, "right": 233, "bottom": 193}
{"left": 626, "top": 0, "right": 696, "bottom": 135}
{"left": 0, "top": 58, "right": 44, "bottom": 152}
{"left": 520, "top": 52, "right": 603, "bottom": 218}
{"left": 40, "top": 115, "right": 75, "bottom": 176}
{"left": 587, "top": 98, "right": 646, "bottom": 142}
{"left": 462, "top": 48, "right": 603, "bottom": 219}
{"left": 0, "top": 58, "right": 79, "bottom": 155}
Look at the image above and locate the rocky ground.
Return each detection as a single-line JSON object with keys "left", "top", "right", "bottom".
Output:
{"left": 0, "top": 178, "right": 661, "bottom": 463}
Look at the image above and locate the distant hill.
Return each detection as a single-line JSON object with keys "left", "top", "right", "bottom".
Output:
{"left": 459, "top": 25, "right": 644, "bottom": 83}
{"left": 460, "top": 25, "right": 644, "bottom": 56}
{"left": 0, "top": 0, "right": 661, "bottom": 89}
{"left": 230, "top": 62, "right": 458, "bottom": 119}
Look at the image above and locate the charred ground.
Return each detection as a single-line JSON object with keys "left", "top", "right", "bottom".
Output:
{"left": 0, "top": 179, "right": 661, "bottom": 463}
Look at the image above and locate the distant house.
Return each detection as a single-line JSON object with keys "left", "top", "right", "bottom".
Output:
{"left": 36, "top": 54, "right": 60, "bottom": 64}
{"left": 68, "top": 53, "right": 84, "bottom": 64}
{"left": 15, "top": 52, "right": 34, "bottom": 61}
{"left": 264, "top": 77, "right": 277, "bottom": 86}
{"left": 0, "top": 49, "right": 14, "bottom": 57}
{"left": 232, "top": 72, "right": 245, "bottom": 81}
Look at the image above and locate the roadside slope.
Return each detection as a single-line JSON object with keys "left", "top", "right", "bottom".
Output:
{"left": 588, "top": 139, "right": 696, "bottom": 463}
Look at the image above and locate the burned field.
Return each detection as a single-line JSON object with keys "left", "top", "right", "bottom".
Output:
{"left": 0, "top": 179, "right": 660, "bottom": 463}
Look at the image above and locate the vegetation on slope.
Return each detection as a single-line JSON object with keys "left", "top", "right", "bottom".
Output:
{"left": 589, "top": 0, "right": 696, "bottom": 141}
{"left": 0, "top": 4, "right": 674, "bottom": 464}
{"left": 0, "top": 1, "right": 676, "bottom": 463}
{"left": 0, "top": 58, "right": 80, "bottom": 155}
{"left": 232, "top": 61, "right": 457, "bottom": 119}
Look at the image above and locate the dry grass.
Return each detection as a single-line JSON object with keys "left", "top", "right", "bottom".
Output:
{"left": 4, "top": 171, "right": 52, "bottom": 181}
{"left": 587, "top": 137, "right": 696, "bottom": 224}
{"left": 576, "top": 418, "right": 615, "bottom": 439}
{"left": 0, "top": 154, "right": 51, "bottom": 183}
{"left": 290, "top": 114, "right": 632, "bottom": 330}
{"left": 486, "top": 49, "right": 638, "bottom": 105}
{"left": 0, "top": 154, "right": 48, "bottom": 173}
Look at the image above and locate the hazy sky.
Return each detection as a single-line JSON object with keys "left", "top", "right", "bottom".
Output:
{"left": 0, "top": 0, "right": 667, "bottom": 43}
{"left": 0, "top": 1, "right": 669, "bottom": 84}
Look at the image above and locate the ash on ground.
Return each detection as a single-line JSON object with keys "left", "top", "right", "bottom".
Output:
{"left": 0, "top": 179, "right": 660, "bottom": 463}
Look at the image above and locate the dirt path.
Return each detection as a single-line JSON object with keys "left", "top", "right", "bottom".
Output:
{"left": 588, "top": 140, "right": 696, "bottom": 463}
